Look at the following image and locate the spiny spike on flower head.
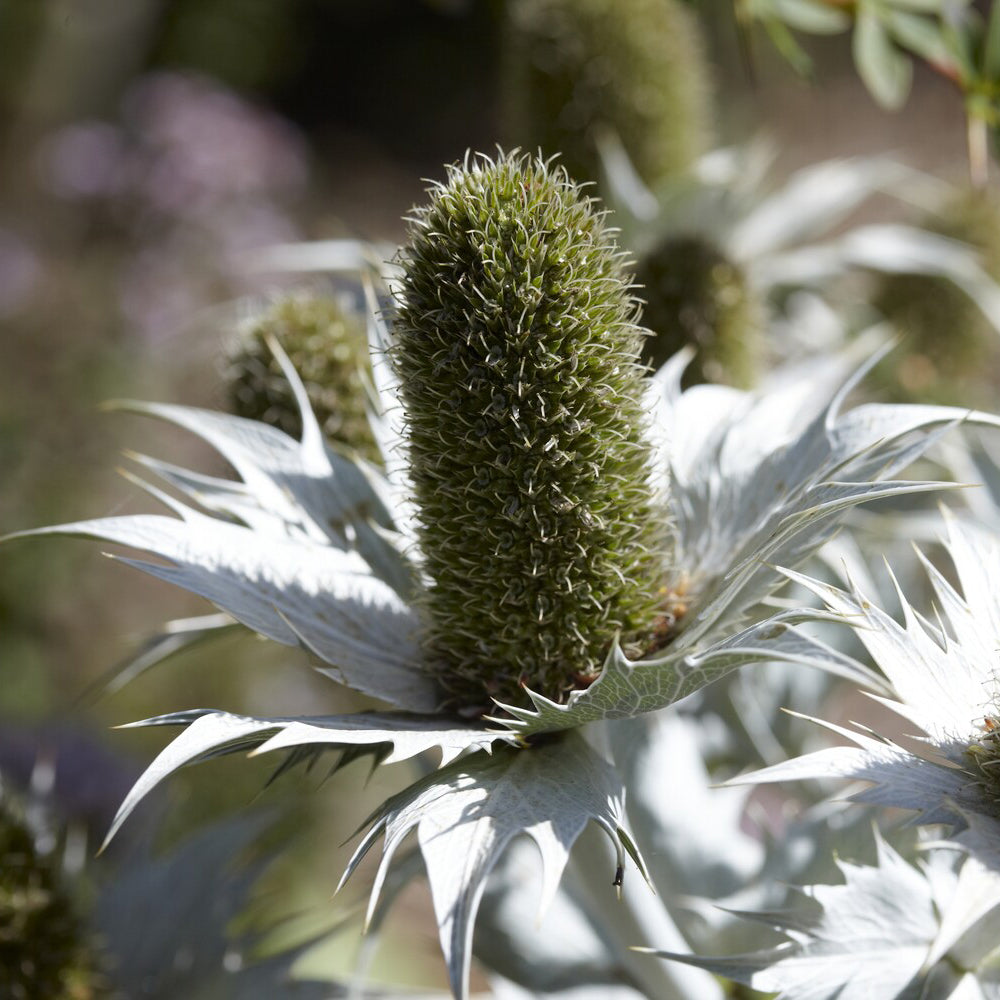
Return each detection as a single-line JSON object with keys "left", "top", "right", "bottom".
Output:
{"left": 225, "top": 294, "right": 378, "bottom": 460}
{"left": 393, "top": 151, "right": 668, "bottom": 712}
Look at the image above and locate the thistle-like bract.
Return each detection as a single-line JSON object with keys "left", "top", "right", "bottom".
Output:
{"left": 873, "top": 189, "right": 1000, "bottom": 404}
{"left": 502, "top": 0, "right": 712, "bottom": 188}
{"left": 393, "top": 153, "right": 667, "bottom": 710}
{"left": 636, "top": 235, "right": 762, "bottom": 387}
{"left": 225, "top": 294, "right": 378, "bottom": 460}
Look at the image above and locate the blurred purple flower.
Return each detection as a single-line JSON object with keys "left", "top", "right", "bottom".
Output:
{"left": 0, "top": 229, "right": 41, "bottom": 318}
{"left": 36, "top": 71, "right": 312, "bottom": 344}
{"left": 122, "top": 72, "right": 308, "bottom": 215}
{"left": 37, "top": 122, "right": 127, "bottom": 200}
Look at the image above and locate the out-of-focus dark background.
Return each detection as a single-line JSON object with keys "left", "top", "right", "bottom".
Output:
{"left": 0, "top": 0, "right": 975, "bottom": 991}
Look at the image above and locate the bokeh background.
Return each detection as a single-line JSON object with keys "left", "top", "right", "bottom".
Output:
{"left": 0, "top": 0, "right": 983, "bottom": 994}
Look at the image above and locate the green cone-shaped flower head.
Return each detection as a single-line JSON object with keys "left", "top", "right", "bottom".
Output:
{"left": 226, "top": 294, "right": 378, "bottom": 460}
{"left": 502, "top": 0, "right": 712, "bottom": 188}
{"left": 636, "top": 235, "right": 762, "bottom": 388}
{"left": 394, "top": 152, "right": 667, "bottom": 710}
{"left": 0, "top": 790, "right": 103, "bottom": 999}
{"left": 873, "top": 189, "right": 1000, "bottom": 405}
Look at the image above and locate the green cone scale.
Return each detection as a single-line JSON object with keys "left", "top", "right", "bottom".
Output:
{"left": 502, "top": 0, "right": 712, "bottom": 187}
{"left": 226, "top": 295, "right": 378, "bottom": 460}
{"left": 636, "top": 235, "right": 761, "bottom": 388}
{"left": 394, "top": 153, "right": 667, "bottom": 710}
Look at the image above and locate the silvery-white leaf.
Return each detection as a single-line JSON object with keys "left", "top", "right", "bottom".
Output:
{"left": 110, "top": 391, "right": 395, "bottom": 549}
{"left": 477, "top": 819, "right": 725, "bottom": 999}
{"left": 779, "top": 556, "right": 994, "bottom": 744}
{"left": 594, "top": 124, "right": 659, "bottom": 222}
{"left": 340, "top": 732, "right": 645, "bottom": 1000}
{"left": 658, "top": 350, "right": 1000, "bottom": 651}
{"left": 498, "top": 609, "right": 879, "bottom": 736}
{"left": 949, "top": 806, "right": 1000, "bottom": 886}
{"left": 475, "top": 839, "right": 629, "bottom": 994}
{"left": 756, "top": 225, "right": 1000, "bottom": 334}
{"left": 102, "top": 709, "right": 508, "bottom": 849}
{"left": 8, "top": 511, "right": 436, "bottom": 711}
{"left": 925, "top": 857, "right": 1000, "bottom": 972}
{"left": 646, "top": 833, "right": 943, "bottom": 999}
{"left": 242, "top": 237, "right": 392, "bottom": 276}
{"left": 490, "top": 981, "right": 646, "bottom": 1000}
{"left": 124, "top": 452, "right": 286, "bottom": 537}
{"left": 609, "top": 714, "right": 763, "bottom": 903}
{"left": 728, "top": 157, "right": 907, "bottom": 260}
{"left": 722, "top": 515, "right": 1000, "bottom": 864}
{"left": 648, "top": 834, "right": 1000, "bottom": 1000}
{"left": 85, "top": 612, "right": 240, "bottom": 698}
{"left": 725, "top": 717, "right": 970, "bottom": 827}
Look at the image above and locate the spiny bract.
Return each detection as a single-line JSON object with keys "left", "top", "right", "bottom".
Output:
{"left": 393, "top": 152, "right": 667, "bottom": 711}
{"left": 225, "top": 294, "right": 378, "bottom": 460}
{"left": 636, "top": 234, "right": 761, "bottom": 388}
{"left": 501, "top": 0, "right": 711, "bottom": 188}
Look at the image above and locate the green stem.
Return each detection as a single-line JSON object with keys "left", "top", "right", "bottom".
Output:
{"left": 968, "top": 112, "right": 989, "bottom": 190}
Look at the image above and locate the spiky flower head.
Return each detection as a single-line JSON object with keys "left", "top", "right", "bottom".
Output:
{"left": 502, "top": 0, "right": 712, "bottom": 188}
{"left": 872, "top": 189, "right": 1000, "bottom": 405}
{"left": 225, "top": 294, "right": 378, "bottom": 460}
{"left": 636, "top": 235, "right": 762, "bottom": 387}
{"left": 0, "top": 788, "right": 102, "bottom": 999}
{"left": 966, "top": 708, "right": 1000, "bottom": 816}
{"left": 393, "top": 152, "right": 667, "bottom": 710}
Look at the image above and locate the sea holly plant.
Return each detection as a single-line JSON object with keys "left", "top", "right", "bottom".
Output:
{"left": 9, "top": 152, "right": 1000, "bottom": 997}
{"left": 727, "top": 509, "right": 1000, "bottom": 874}
{"left": 599, "top": 137, "right": 1000, "bottom": 384}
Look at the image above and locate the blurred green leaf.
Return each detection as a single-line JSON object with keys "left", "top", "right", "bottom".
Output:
{"left": 985, "top": 0, "right": 1000, "bottom": 79}
{"left": 883, "top": 9, "right": 952, "bottom": 67}
{"left": 884, "top": 0, "right": 949, "bottom": 12}
{"left": 854, "top": 6, "right": 914, "bottom": 108}
{"left": 768, "top": 0, "right": 850, "bottom": 34}
{"left": 762, "top": 15, "right": 815, "bottom": 75}
{"left": 942, "top": 16, "right": 977, "bottom": 81}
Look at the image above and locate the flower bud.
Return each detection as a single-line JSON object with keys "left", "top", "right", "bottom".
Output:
{"left": 502, "top": 0, "right": 712, "bottom": 188}
{"left": 225, "top": 294, "right": 378, "bottom": 459}
{"left": 872, "top": 189, "right": 1000, "bottom": 405}
{"left": 636, "top": 235, "right": 761, "bottom": 388}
